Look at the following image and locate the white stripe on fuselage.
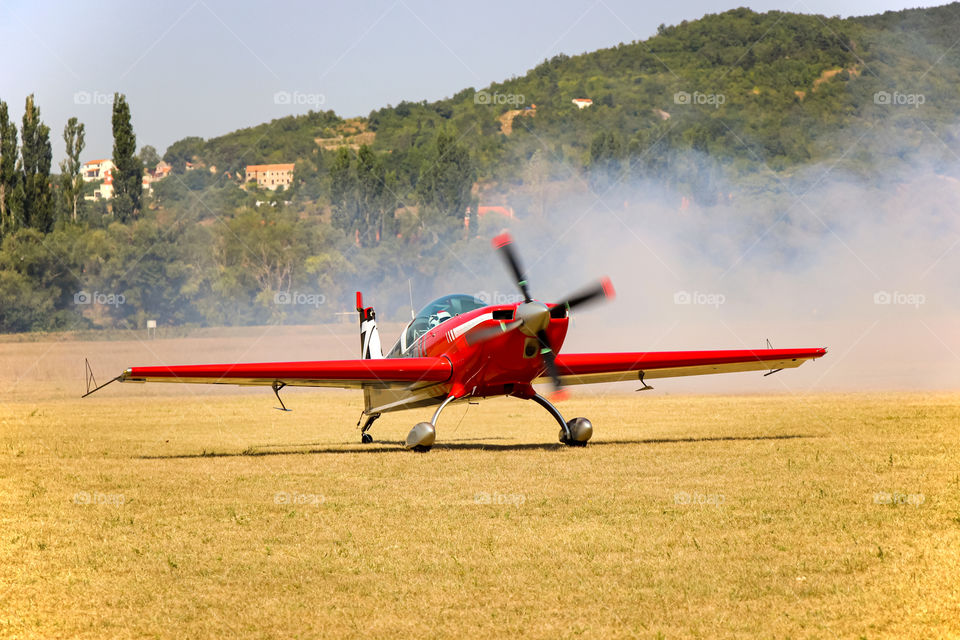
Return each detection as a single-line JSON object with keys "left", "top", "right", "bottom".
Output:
{"left": 445, "top": 312, "right": 494, "bottom": 342}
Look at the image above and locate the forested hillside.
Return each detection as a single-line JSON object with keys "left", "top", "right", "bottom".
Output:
{"left": 196, "top": 4, "right": 960, "bottom": 194}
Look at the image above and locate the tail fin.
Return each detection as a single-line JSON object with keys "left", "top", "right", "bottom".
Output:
{"left": 357, "top": 291, "right": 384, "bottom": 359}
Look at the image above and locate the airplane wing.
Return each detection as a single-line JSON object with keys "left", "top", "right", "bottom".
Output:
{"left": 112, "top": 357, "right": 452, "bottom": 390}
{"left": 539, "top": 348, "right": 826, "bottom": 386}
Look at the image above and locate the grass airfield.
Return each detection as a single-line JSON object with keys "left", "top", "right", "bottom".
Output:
{"left": 1, "top": 331, "right": 959, "bottom": 638}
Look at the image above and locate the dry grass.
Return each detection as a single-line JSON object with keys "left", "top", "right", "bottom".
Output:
{"left": 1, "top": 331, "right": 959, "bottom": 638}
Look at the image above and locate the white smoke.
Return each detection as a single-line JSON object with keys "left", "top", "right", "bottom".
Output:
{"left": 457, "top": 148, "right": 960, "bottom": 392}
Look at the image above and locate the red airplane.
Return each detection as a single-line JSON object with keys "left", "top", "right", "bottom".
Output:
{"left": 84, "top": 234, "right": 826, "bottom": 451}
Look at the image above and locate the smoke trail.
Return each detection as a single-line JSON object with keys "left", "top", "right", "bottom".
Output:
{"left": 450, "top": 146, "right": 960, "bottom": 392}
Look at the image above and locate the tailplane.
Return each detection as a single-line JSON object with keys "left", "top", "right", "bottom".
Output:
{"left": 356, "top": 291, "right": 384, "bottom": 359}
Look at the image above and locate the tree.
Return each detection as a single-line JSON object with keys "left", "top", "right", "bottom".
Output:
{"left": 111, "top": 93, "right": 141, "bottom": 221}
{"left": 587, "top": 131, "right": 623, "bottom": 194}
{"left": 525, "top": 149, "right": 549, "bottom": 220}
{"left": 328, "top": 145, "right": 397, "bottom": 247}
{"left": 0, "top": 100, "right": 19, "bottom": 236}
{"left": 60, "top": 117, "right": 86, "bottom": 223}
{"left": 162, "top": 136, "right": 205, "bottom": 173}
{"left": 329, "top": 147, "right": 359, "bottom": 239}
{"left": 138, "top": 144, "right": 160, "bottom": 170}
{"left": 0, "top": 227, "right": 81, "bottom": 331}
{"left": 416, "top": 130, "right": 475, "bottom": 232}
{"left": 356, "top": 145, "right": 395, "bottom": 247}
{"left": 213, "top": 208, "right": 321, "bottom": 323}
{"left": 18, "top": 95, "right": 53, "bottom": 232}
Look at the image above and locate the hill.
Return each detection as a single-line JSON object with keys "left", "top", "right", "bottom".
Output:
{"left": 170, "top": 4, "right": 960, "bottom": 195}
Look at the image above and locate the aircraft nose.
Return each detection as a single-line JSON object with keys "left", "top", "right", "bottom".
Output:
{"left": 517, "top": 301, "right": 551, "bottom": 336}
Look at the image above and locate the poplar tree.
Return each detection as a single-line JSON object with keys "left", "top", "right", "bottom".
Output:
{"left": 60, "top": 117, "right": 86, "bottom": 222}
{"left": 0, "top": 100, "right": 19, "bottom": 236}
{"left": 111, "top": 93, "right": 140, "bottom": 221}
{"left": 19, "top": 95, "right": 53, "bottom": 232}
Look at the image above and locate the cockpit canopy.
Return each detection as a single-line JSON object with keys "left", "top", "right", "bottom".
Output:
{"left": 389, "top": 294, "right": 488, "bottom": 357}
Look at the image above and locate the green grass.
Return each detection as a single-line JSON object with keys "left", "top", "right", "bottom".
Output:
{"left": 2, "top": 389, "right": 959, "bottom": 638}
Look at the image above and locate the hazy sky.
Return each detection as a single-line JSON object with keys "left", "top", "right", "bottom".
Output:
{"left": 0, "top": 0, "right": 946, "bottom": 162}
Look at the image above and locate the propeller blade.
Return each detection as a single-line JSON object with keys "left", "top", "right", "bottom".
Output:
{"left": 465, "top": 320, "right": 522, "bottom": 346}
{"left": 492, "top": 233, "right": 532, "bottom": 303}
{"left": 554, "top": 277, "right": 615, "bottom": 313}
{"left": 536, "top": 329, "right": 563, "bottom": 393}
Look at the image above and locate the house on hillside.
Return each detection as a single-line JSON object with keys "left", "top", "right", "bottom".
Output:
{"left": 84, "top": 158, "right": 176, "bottom": 199}
{"left": 152, "top": 160, "right": 172, "bottom": 180}
{"left": 477, "top": 205, "right": 515, "bottom": 219}
{"left": 82, "top": 159, "right": 115, "bottom": 200}
{"left": 82, "top": 158, "right": 112, "bottom": 181}
{"left": 140, "top": 160, "right": 175, "bottom": 195}
{"left": 572, "top": 98, "right": 593, "bottom": 109}
{"left": 245, "top": 163, "right": 295, "bottom": 190}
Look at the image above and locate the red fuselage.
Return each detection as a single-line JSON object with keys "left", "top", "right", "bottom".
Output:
{"left": 408, "top": 303, "right": 567, "bottom": 398}
{"left": 361, "top": 301, "right": 568, "bottom": 414}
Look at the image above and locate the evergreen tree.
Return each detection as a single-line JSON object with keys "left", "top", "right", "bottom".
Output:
{"left": 356, "top": 145, "right": 391, "bottom": 247}
{"left": 588, "top": 131, "right": 623, "bottom": 194}
{"left": 0, "top": 100, "right": 19, "bottom": 236}
{"left": 60, "top": 117, "right": 86, "bottom": 223}
{"left": 329, "top": 147, "right": 359, "bottom": 239}
{"left": 18, "top": 95, "right": 53, "bottom": 232}
{"left": 111, "top": 93, "right": 141, "bottom": 221}
{"left": 138, "top": 144, "right": 160, "bottom": 170}
{"left": 328, "top": 145, "right": 397, "bottom": 247}
{"left": 162, "top": 136, "right": 204, "bottom": 173}
{"left": 416, "top": 130, "right": 475, "bottom": 232}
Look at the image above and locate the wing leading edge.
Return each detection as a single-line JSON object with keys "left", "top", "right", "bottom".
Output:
{"left": 120, "top": 357, "right": 452, "bottom": 390}
{"left": 539, "top": 348, "right": 826, "bottom": 386}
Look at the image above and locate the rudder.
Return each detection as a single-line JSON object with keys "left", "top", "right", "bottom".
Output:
{"left": 356, "top": 291, "right": 384, "bottom": 359}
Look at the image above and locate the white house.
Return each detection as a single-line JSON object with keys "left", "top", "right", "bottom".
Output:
{"left": 82, "top": 159, "right": 115, "bottom": 200}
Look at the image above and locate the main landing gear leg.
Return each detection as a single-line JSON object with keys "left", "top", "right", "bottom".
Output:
{"left": 358, "top": 413, "right": 380, "bottom": 444}
{"left": 405, "top": 395, "right": 458, "bottom": 452}
{"left": 530, "top": 393, "right": 593, "bottom": 447}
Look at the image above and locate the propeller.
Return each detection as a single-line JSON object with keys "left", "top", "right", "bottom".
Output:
{"left": 465, "top": 319, "right": 522, "bottom": 346}
{"left": 476, "top": 233, "right": 615, "bottom": 398}
{"left": 536, "top": 329, "right": 564, "bottom": 396}
{"left": 493, "top": 233, "right": 532, "bottom": 303}
{"left": 554, "top": 278, "right": 616, "bottom": 314}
